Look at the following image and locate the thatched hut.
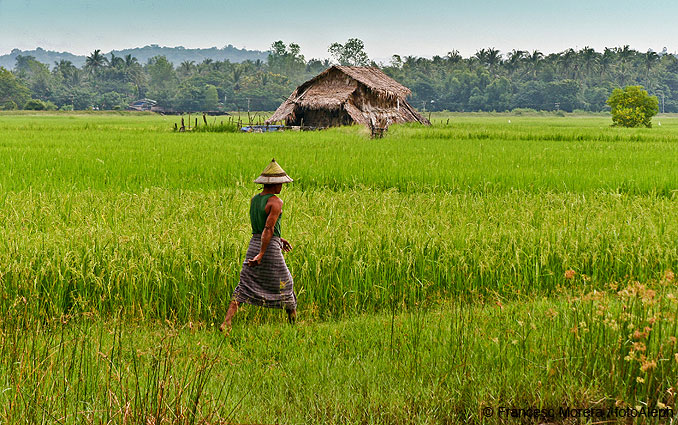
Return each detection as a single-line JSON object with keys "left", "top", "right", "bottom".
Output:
{"left": 266, "top": 66, "right": 430, "bottom": 129}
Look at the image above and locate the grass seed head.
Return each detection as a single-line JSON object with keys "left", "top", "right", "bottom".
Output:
{"left": 640, "top": 358, "right": 657, "bottom": 372}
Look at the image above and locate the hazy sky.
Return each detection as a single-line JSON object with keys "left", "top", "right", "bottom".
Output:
{"left": 0, "top": 0, "right": 675, "bottom": 60}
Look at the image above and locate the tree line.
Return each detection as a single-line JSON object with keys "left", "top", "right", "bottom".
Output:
{"left": 1, "top": 40, "right": 677, "bottom": 113}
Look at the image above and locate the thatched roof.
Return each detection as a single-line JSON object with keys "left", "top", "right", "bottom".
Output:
{"left": 267, "top": 66, "right": 429, "bottom": 126}
{"left": 297, "top": 79, "right": 358, "bottom": 110}
{"left": 315, "top": 66, "right": 411, "bottom": 98}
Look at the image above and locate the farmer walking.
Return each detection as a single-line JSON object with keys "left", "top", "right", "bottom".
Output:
{"left": 220, "top": 159, "right": 297, "bottom": 332}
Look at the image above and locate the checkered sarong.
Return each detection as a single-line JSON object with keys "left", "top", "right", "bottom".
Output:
{"left": 232, "top": 234, "right": 297, "bottom": 310}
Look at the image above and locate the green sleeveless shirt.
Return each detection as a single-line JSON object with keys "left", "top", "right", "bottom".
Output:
{"left": 250, "top": 193, "right": 282, "bottom": 237}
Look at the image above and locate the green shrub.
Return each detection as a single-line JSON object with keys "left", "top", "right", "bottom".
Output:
{"left": 0, "top": 100, "right": 17, "bottom": 110}
{"left": 511, "top": 108, "right": 537, "bottom": 115}
{"left": 24, "top": 99, "right": 47, "bottom": 110}
{"left": 191, "top": 122, "right": 239, "bottom": 133}
{"left": 606, "top": 86, "right": 658, "bottom": 128}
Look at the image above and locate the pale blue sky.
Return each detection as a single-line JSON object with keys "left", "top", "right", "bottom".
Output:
{"left": 0, "top": 0, "right": 675, "bottom": 60}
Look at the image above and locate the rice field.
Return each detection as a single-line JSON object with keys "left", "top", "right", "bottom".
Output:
{"left": 1, "top": 113, "right": 678, "bottom": 194}
{"left": 0, "top": 112, "right": 676, "bottom": 423}
{"left": 2, "top": 285, "right": 676, "bottom": 423}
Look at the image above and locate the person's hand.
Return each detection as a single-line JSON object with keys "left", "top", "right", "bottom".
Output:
{"left": 247, "top": 253, "right": 263, "bottom": 267}
{"left": 281, "top": 238, "right": 292, "bottom": 253}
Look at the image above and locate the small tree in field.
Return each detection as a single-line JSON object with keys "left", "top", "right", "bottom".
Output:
{"left": 606, "top": 85, "right": 658, "bottom": 128}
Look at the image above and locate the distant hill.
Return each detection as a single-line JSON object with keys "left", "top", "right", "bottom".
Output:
{"left": 0, "top": 47, "right": 85, "bottom": 69}
{"left": 110, "top": 45, "right": 269, "bottom": 66}
{"left": 0, "top": 45, "right": 269, "bottom": 70}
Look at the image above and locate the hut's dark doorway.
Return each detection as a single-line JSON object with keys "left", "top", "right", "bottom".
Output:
{"left": 288, "top": 108, "right": 354, "bottom": 127}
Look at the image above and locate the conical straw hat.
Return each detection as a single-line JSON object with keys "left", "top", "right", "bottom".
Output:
{"left": 254, "top": 158, "right": 293, "bottom": 184}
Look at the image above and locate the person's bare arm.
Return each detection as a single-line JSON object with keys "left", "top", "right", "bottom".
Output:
{"left": 247, "top": 197, "right": 282, "bottom": 266}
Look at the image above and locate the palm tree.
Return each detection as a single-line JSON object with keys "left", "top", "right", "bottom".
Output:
{"left": 53, "top": 59, "right": 80, "bottom": 87}
{"left": 122, "top": 54, "right": 144, "bottom": 95}
{"left": 446, "top": 50, "right": 462, "bottom": 65}
{"left": 417, "top": 56, "right": 432, "bottom": 75}
{"left": 108, "top": 53, "right": 124, "bottom": 68}
{"left": 178, "top": 60, "right": 195, "bottom": 77}
{"left": 506, "top": 50, "right": 526, "bottom": 76}
{"left": 85, "top": 49, "right": 106, "bottom": 75}
{"left": 558, "top": 49, "right": 577, "bottom": 79}
{"left": 124, "top": 54, "right": 138, "bottom": 68}
{"left": 578, "top": 46, "right": 598, "bottom": 81}
{"left": 600, "top": 47, "right": 615, "bottom": 79}
{"left": 643, "top": 50, "right": 659, "bottom": 88}
{"left": 198, "top": 58, "right": 214, "bottom": 74}
{"left": 525, "top": 50, "right": 543, "bottom": 78}
{"left": 486, "top": 48, "right": 502, "bottom": 76}
{"left": 403, "top": 56, "right": 418, "bottom": 71}
{"left": 473, "top": 48, "right": 488, "bottom": 69}
{"left": 232, "top": 65, "right": 243, "bottom": 91}
{"left": 615, "top": 45, "right": 636, "bottom": 86}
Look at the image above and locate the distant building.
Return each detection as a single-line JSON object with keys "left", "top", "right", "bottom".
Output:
{"left": 266, "top": 65, "right": 430, "bottom": 129}
{"left": 127, "top": 98, "right": 157, "bottom": 112}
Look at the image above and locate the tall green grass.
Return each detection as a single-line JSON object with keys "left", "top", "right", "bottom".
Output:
{"left": 0, "top": 188, "right": 676, "bottom": 321}
{"left": 1, "top": 281, "right": 676, "bottom": 423}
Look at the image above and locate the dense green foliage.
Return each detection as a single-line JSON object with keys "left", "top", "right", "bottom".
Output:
{"left": 4, "top": 42, "right": 678, "bottom": 113}
{"left": 385, "top": 46, "right": 677, "bottom": 113}
{"left": 0, "top": 67, "right": 30, "bottom": 109}
{"left": 608, "top": 85, "right": 659, "bottom": 127}
{"left": 328, "top": 38, "right": 371, "bottom": 66}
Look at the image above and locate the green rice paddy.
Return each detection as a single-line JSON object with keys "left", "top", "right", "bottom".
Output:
{"left": 0, "top": 112, "right": 676, "bottom": 423}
